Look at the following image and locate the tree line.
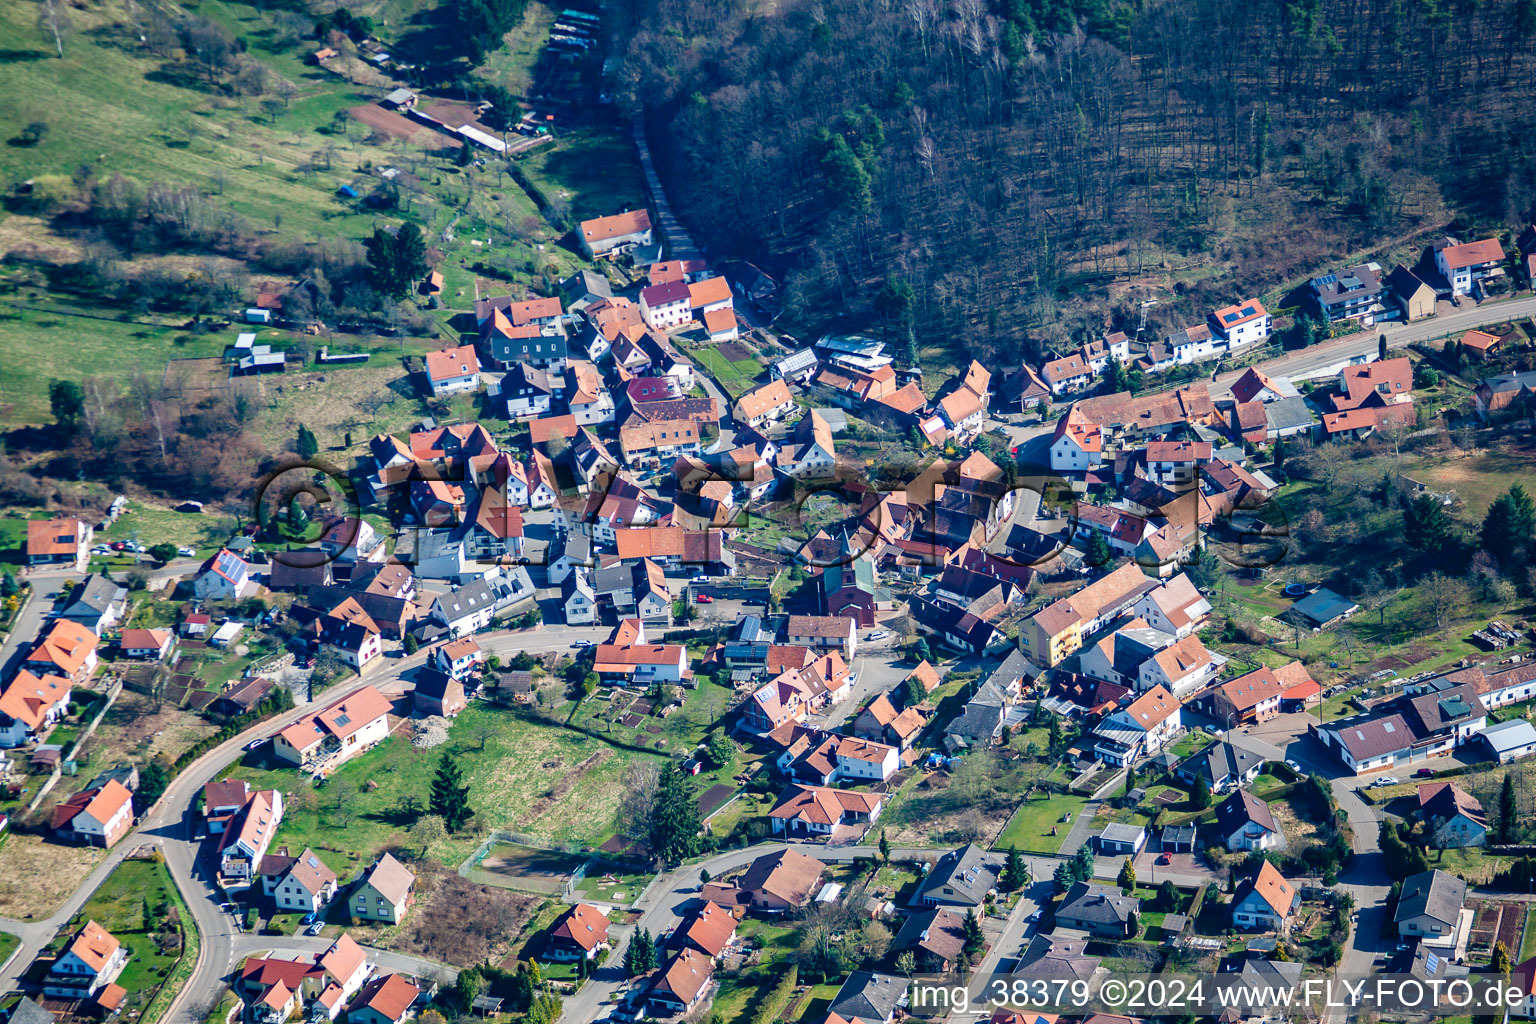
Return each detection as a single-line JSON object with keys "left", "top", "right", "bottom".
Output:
{"left": 616, "top": 0, "right": 1536, "bottom": 363}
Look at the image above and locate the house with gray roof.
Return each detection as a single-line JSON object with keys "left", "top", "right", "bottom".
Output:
{"left": 1174, "top": 739, "right": 1266, "bottom": 792}
{"left": 827, "top": 971, "right": 907, "bottom": 1024}
{"left": 1014, "top": 931, "right": 1100, "bottom": 980}
{"left": 1479, "top": 719, "right": 1536, "bottom": 764}
{"left": 1096, "top": 823, "right": 1147, "bottom": 857}
{"left": 1395, "top": 868, "right": 1466, "bottom": 941}
{"left": 1055, "top": 882, "right": 1140, "bottom": 938}
{"left": 56, "top": 574, "right": 127, "bottom": 636}
{"left": 915, "top": 843, "right": 1000, "bottom": 908}
{"left": 1214, "top": 789, "right": 1284, "bottom": 852}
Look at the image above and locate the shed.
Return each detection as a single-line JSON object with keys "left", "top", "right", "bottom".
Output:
{"left": 1287, "top": 588, "right": 1359, "bottom": 629}
{"left": 244, "top": 308, "right": 273, "bottom": 324}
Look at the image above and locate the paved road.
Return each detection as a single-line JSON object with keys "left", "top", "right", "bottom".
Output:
{"left": 631, "top": 118, "right": 702, "bottom": 263}
{"left": 1209, "top": 292, "right": 1536, "bottom": 399}
{"left": 0, "top": 618, "right": 636, "bottom": 1019}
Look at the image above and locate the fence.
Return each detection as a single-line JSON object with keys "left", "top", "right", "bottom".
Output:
{"left": 459, "top": 830, "right": 644, "bottom": 897}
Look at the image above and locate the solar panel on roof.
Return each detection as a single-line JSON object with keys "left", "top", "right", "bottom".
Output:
{"left": 335, "top": 714, "right": 351, "bottom": 726}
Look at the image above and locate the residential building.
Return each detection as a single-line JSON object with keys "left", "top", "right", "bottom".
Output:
{"left": 1474, "top": 368, "right": 1536, "bottom": 419}
{"left": 1092, "top": 683, "right": 1182, "bottom": 765}
{"left": 218, "top": 788, "right": 285, "bottom": 889}
{"left": 1049, "top": 407, "right": 1104, "bottom": 473}
{"left": 497, "top": 363, "right": 553, "bottom": 418}
{"left": 194, "top": 549, "right": 254, "bottom": 602}
{"left": 1480, "top": 719, "right": 1536, "bottom": 764}
{"left": 1208, "top": 299, "right": 1272, "bottom": 349}
{"left": 260, "top": 847, "right": 339, "bottom": 914}
{"left": 827, "top": 972, "right": 907, "bottom": 1024}
{"left": 1055, "top": 882, "right": 1139, "bottom": 938}
{"left": 349, "top": 975, "right": 422, "bottom": 1024}
{"left": 56, "top": 575, "right": 127, "bottom": 636}
{"left": 1021, "top": 562, "right": 1158, "bottom": 666}
{"left": 639, "top": 280, "right": 693, "bottom": 330}
{"left": 1174, "top": 740, "right": 1265, "bottom": 792}
{"left": 1130, "top": 574, "right": 1210, "bottom": 637}
{"left": 767, "top": 784, "right": 883, "bottom": 837}
{"left": 1203, "top": 667, "right": 1284, "bottom": 727}
{"left": 273, "top": 685, "right": 392, "bottom": 770}
{"left": 411, "top": 669, "right": 466, "bottom": 719}
{"left": 1395, "top": 869, "right": 1466, "bottom": 941}
{"left": 915, "top": 844, "right": 1000, "bottom": 908}
{"left": 1214, "top": 790, "right": 1284, "bottom": 852}
{"left": 27, "top": 517, "right": 91, "bottom": 569}
{"left": 735, "top": 379, "right": 796, "bottom": 428}
{"left": 352, "top": 853, "right": 416, "bottom": 924}
{"left": 1232, "top": 861, "right": 1299, "bottom": 933}
{"left": 43, "top": 921, "right": 127, "bottom": 1000}
{"left": 1434, "top": 236, "right": 1505, "bottom": 296}
{"left": 1386, "top": 264, "right": 1437, "bottom": 321}
{"left": 203, "top": 779, "right": 250, "bottom": 833}
{"left": 1041, "top": 353, "right": 1093, "bottom": 395}
{"left": 892, "top": 907, "right": 971, "bottom": 972}
{"left": 580, "top": 209, "right": 653, "bottom": 258}
{"left": 699, "top": 849, "right": 825, "bottom": 915}
{"left": 785, "top": 615, "right": 858, "bottom": 658}
{"left": 547, "top": 903, "right": 610, "bottom": 961}
{"left": 0, "top": 669, "right": 72, "bottom": 747}
{"left": 50, "top": 779, "right": 134, "bottom": 847}
{"left": 1311, "top": 263, "right": 1390, "bottom": 324}
{"left": 430, "top": 637, "right": 484, "bottom": 680}
{"left": 423, "top": 344, "right": 481, "bottom": 395}
{"left": 648, "top": 949, "right": 713, "bottom": 1017}
{"left": 1419, "top": 782, "right": 1487, "bottom": 848}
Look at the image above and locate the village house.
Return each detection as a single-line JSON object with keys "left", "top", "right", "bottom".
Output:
{"left": 1021, "top": 562, "right": 1159, "bottom": 666}
{"left": 411, "top": 669, "right": 467, "bottom": 718}
{"left": 700, "top": 848, "right": 825, "bottom": 915}
{"left": 0, "top": 669, "right": 72, "bottom": 747}
{"left": 57, "top": 575, "right": 127, "bottom": 636}
{"left": 734, "top": 379, "right": 796, "bottom": 428}
{"left": 1209, "top": 298, "right": 1272, "bottom": 349}
{"left": 546, "top": 903, "right": 611, "bottom": 961}
{"left": 580, "top": 209, "right": 653, "bottom": 258}
{"left": 118, "top": 627, "right": 174, "bottom": 661}
{"left": 892, "top": 907, "right": 971, "bottom": 972}
{"left": 1215, "top": 789, "right": 1284, "bottom": 851}
{"left": 43, "top": 921, "right": 128, "bottom": 1001}
{"left": 916, "top": 844, "right": 1000, "bottom": 908}
{"left": 349, "top": 975, "right": 422, "bottom": 1024}
{"left": 1232, "top": 861, "right": 1300, "bottom": 933}
{"left": 1419, "top": 782, "right": 1488, "bottom": 848}
{"left": 1041, "top": 353, "right": 1094, "bottom": 395}
{"left": 768, "top": 784, "right": 884, "bottom": 837}
{"left": 647, "top": 948, "right": 713, "bottom": 1017}
{"left": 273, "top": 685, "right": 393, "bottom": 770}
{"left": 423, "top": 344, "right": 481, "bottom": 395}
{"left": 1091, "top": 683, "right": 1182, "bottom": 765}
{"left": 430, "top": 637, "right": 484, "bottom": 680}
{"left": 1055, "top": 882, "right": 1139, "bottom": 938}
{"left": 352, "top": 853, "right": 416, "bottom": 924}
{"left": 1394, "top": 868, "right": 1466, "bottom": 942}
{"left": 26, "top": 516, "right": 92, "bottom": 570}
{"left": 639, "top": 280, "right": 693, "bottom": 330}
{"left": 193, "top": 548, "right": 255, "bottom": 602}
{"left": 51, "top": 779, "right": 134, "bottom": 848}
{"left": 1434, "top": 236, "right": 1505, "bottom": 296}
{"left": 218, "top": 788, "right": 285, "bottom": 889}
{"left": 1311, "top": 263, "right": 1390, "bottom": 324}
{"left": 785, "top": 614, "right": 858, "bottom": 658}
{"left": 1202, "top": 667, "right": 1285, "bottom": 727}
{"left": 260, "top": 847, "right": 339, "bottom": 914}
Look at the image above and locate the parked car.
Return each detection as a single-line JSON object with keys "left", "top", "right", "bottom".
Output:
{"left": 1027, "top": 910, "right": 1043, "bottom": 923}
{"left": 695, "top": 594, "right": 714, "bottom": 604}
{"left": 866, "top": 630, "right": 890, "bottom": 641}
{"left": 1285, "top": 759, "right": 1302, "bottom": 772}
{"left": 305, "top": 920, "right": 324, "bottom": 936}
{"left": 178, "top": 546, "right": 196, "bottom": 557}
{"left": 692, "top": 575, "right": 710, "bottom": 584}
{"left": 1203, "top": 724, "right": 1219, "bottom": 735}
{"left": 245, "top": 738, "right": 266, "bottom": 751}
{"left": 1373, "top": 775, "right": 1400, "bottom": 787}
{"left": 572, "top": 639, "right": 594, "bottom": 648}
{"left": 1157, "top": 852, "right": 1172, "bottom": 865}
{"left": 1414, "top": 767, "right": 1435, "bottom": 779}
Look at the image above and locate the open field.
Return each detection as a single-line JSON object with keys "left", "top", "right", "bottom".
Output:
{"left": 992, "top": 790, "right": 1090, "bottom": 855}
{"left": 0, "top": 834, "right": 105, "bottom": 918}
{"left": 223, "top": 703, "right": 670, "bottom": 875}
{"left": 1400, "top": 447, "right": 1536, "bottom": 516}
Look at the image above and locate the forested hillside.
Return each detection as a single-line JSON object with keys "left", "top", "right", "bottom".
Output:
{"left": 614, "top": 0, "right": 1536, "bottom": 361}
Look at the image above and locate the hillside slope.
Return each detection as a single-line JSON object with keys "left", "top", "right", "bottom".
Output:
{"left": 618, "top": 0, "right": 1536, "bottom": 359}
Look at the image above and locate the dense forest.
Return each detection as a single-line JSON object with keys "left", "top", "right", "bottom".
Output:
{"left": 613, "top": 0, "right": 1536, "bottom": 361}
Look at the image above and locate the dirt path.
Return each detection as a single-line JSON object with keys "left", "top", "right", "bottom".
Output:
{"left": 516, "top": 749, "right": 612, "bottom": 827}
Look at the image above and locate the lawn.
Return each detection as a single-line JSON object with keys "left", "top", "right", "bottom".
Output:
{"left": 1400, "top": 450, "right": 1536, "bottom": 517}
{"left": 62, "top": 857, "right": 188, "bottom": 1016}
{"left": 1522, "top": 905, "right": 1536, "bottom": 962}
{"left": 993, "top": 791, "right": 1090, "bottom": 855}
{"left": 685, "top": 344, "right": 764, "bottom": 399}
{"left": 519, "top": 125, "right": 648, "bottom": 225}
{"left": 222, "top": 702, "right": 671, "bottom": 876}
{"left": 0, "top": 931, "right": 18, "bottom": 969}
